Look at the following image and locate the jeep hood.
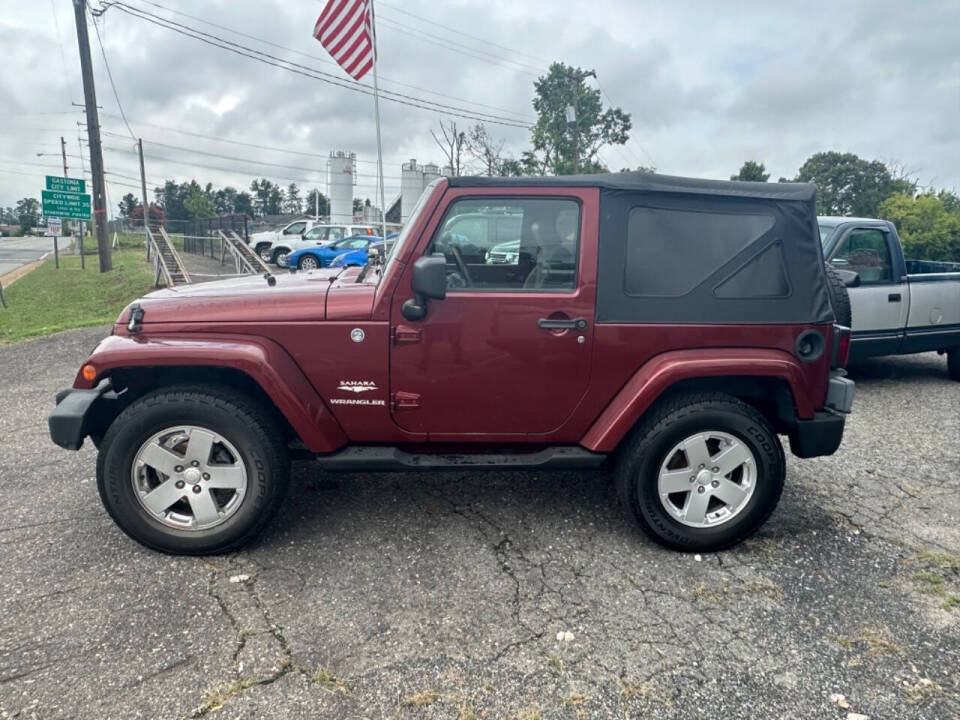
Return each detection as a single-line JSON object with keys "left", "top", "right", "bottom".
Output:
{"left": 116, "top": 268, "right": 376, "bottom": 327}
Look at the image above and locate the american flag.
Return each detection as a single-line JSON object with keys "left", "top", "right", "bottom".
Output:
{"left": 313, "top": 0, "right": 376, "bottom": 81}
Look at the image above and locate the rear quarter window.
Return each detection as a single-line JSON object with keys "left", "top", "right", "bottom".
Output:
{"left": 625, "top": 208, "right": 776, "bottom": 297}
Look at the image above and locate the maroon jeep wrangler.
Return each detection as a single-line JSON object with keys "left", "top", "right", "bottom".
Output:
{"left": 49, "top": 172, "right": 854, "bottom": 555}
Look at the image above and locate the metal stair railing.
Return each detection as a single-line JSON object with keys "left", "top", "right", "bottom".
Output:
{"left": 158, "top": 227, "right": 191, "bottom": 285}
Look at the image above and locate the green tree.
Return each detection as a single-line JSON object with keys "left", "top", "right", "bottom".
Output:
{"left": 117, "top": 193, "right": 141, "bottom": 219}
{"left": 794, "top": 152, "right": 916, "bottom": 216}
{"left": 879, "top": 192, "right": 960, "bottom": 262}
{"left": 15, "top": 197, "right": 40, "bottom": 234}
{"left": 183, "top": 187, "right": 215, "bottom": 219}
{"left": 525, "top": 62, "right": 631, "bottom": 175}
{"left": 352, "top": 198, "right": 364, "bottom": 214}
{"left": 234, "top": 191, "right": 254, "bottom": 217}
{"left": 731, "top": 161, "right": 770, "bottom": 182}
{"left": 214, "top": 186, "right": 239, "bottom": 215}
{"left": 304, "top": 189, "right": 329, "bottom": 217}
{"left": 284, "top": 183, "right": 302, "bottom": 214}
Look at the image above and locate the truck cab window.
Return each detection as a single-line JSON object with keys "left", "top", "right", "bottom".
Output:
{"left": 284, "top": 222, "right": 307, "bottom": 235}
{"left": 426, "top": 198, "right": 580, "bottom": 291}
{"left": 830, "top": 229, "right": 892, "bottom": 284}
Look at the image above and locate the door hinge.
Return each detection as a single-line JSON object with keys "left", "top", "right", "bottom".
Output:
{"left": 391, "top": 391, "right": 421, "bottom": 410}
{"left": 393, "top": 325, "right": 422, "bottom": 345}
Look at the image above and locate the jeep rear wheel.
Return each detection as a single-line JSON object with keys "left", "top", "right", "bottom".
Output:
{"left": 615, "top": 392, "right": 785, "bottom": 551}
{"left": 96, "top": 386, "right": 290, "bottom": 555}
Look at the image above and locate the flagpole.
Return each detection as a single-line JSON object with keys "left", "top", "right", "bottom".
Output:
{"left": 369, "top": 0, "right": 387, "bottom": 241}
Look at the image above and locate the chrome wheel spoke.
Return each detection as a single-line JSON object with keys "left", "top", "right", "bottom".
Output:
{"left": 713, "top": 441, "right": 751, "bottom": 476}
{"left": 681, "top": 434, "right": 712, "bottom": 469}
{"left": 141, "top": 478, "right": 186, "bottom": 515}
{"left": 683, "top": 489, "right": 711, "bottom": 525}
{"left": 138, "top": 441, "right": 183, "bottom": 477}
{"left": 659, "top": 468, "right": 694, "bottom": 494}
{"left": 207, "top": 465, "right": 245, "bottom": 489}
{"left": 187, "top": 489, "right": 220, "bottom": 526}
{"left": 186, "top": 429, "right": 216, "bottom": 465}
{"left": 713, "top": 478, "right": 749, "bottom": 507}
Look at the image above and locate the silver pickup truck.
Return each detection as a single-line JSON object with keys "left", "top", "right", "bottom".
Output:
{"left": 819, "top": 216, "right": 960, "bottom": 379}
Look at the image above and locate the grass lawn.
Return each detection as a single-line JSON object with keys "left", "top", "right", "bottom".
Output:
{"left": 0, "top": 247, "right": 156, "bottom": 344}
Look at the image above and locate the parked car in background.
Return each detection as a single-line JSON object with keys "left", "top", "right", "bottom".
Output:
{"left": 485, "top": 239, "right": 521, "bottom": 264}
{"left": 50, "top": 172, "right": 854, "bottom": 555}
{"left": 271, "top": 223, "right": 377, "bottom": 267}
{"left": 247, "top": 218, "right": 325, "bottom": 263}
{"left": 819, "top": 216, "right": 960, "bottom": 378}
{"left": 287, "top": 234, "right": 379, "bottom": 270}
{"left": 329, "top": 241, "right": 385, "bottom": 268}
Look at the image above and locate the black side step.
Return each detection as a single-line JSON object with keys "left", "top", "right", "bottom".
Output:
{"left": 315, "top": 446, "right": 607, "bottom": 472}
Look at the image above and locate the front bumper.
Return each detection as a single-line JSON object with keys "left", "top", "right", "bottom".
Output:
{"left": 788, "top": 370, "right": 855, "bottom": 459}
{"left": 48, "top": 380, "right": 113, "bottom": 450}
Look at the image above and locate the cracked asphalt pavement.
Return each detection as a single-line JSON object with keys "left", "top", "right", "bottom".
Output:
{"left": 1, "top": 326, "right": 958, "bottom": 719}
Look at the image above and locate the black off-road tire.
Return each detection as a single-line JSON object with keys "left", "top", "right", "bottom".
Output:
{"left": 615, "top": 392, "right": 785, "bottom": 552}
{"left": 824, "top": 262, "right": 853, "bottom": 328}
{"left": 947, "top": 347, "right": 960, "bottom": 381}
{"left": 96, "top": 385, "right": 290, "bottom": 555}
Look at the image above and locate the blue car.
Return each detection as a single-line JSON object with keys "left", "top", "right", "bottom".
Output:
{"left": 329, "top": 241, "right": 385, "bottom": 268}
{"left": 288, "top": 235, "right": 379, "bottom": 270}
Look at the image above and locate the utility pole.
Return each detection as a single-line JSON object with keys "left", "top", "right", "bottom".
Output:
{"left": 60, "top": 136, "right": 69, "bottom": 177}
{"left": 565, "top": 68, "right": 596, "bottom": 175}
{"left": 138, "top": 139, "right": 151, "bottom": 260}
{"left": 72, "top": 0, "right": 112, "bottom": 272}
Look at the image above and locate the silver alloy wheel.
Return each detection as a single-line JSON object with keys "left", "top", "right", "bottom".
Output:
{"left": 131, "top": 426, "right": 248, "bottom": 531}
{"left": 258, "top": 247, "right": 272, "bottom": 262}
{"left": 299, "top": 255, "right": 319, "bottom": 270}
{"left": 276, "top": 252, "right": 289, "bottom": 267}
{"left": 656, "top": 430, "right": 756, "bottom": 528}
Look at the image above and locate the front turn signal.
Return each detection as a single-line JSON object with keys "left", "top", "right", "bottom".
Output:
{"left": 81, "top": 364, "right": 97, "bottom": 382}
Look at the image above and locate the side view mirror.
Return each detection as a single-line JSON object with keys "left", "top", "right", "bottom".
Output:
{"left": 833, "top": 267, "right": 861, "bottom": 287}
{"left": 402, "top": 255, "right": 447, "bottom": 321}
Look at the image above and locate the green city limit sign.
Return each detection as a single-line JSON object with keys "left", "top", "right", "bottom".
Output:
{"left": 42, "top": 190, "right": 91, "bottom": 220}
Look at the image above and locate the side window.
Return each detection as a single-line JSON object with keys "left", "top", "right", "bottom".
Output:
{"left": 284, "top": 222, "right": 306, "bottom": 235}
{"left": 830, "top": 229, "right": 892, "bottom": 284}
{"left": 426, "top": 198, "right": 580, "bottom": 291}
{"left": 329, "top": 228, "right": 344, "bottom": 241}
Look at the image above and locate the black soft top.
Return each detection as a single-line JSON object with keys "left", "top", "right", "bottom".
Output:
{"left": 447, "top": 171, "right": 816, "bottom": 202}
{"left": 451, "top": 171, "right": 831, "bottom": 325}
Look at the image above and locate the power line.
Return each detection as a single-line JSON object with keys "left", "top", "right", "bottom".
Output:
{"left": 376, "top": 0, "right": 552, "bottom": 66}
{"left": 102, "top": 145, "right": 401, "bottom": 189}
{"left": 375, "top": 15, "right": 543, "bottom": 76}
{"left": 120, "top": 0, "right": 534, "bottom": 121}
{"left": 90, "top": 11, "right": 137, "bottom": 139}
{"left": 95, "top": 2, "right": 530, "bottom": 128}
{"left": 102, "top": 133, "right": 404, "bottom": 179}
{"left": 595, "top": 80, "right": 656, "bottom": 168}
{"left": 99, "top": 117, "right": 405, "bottom": 166}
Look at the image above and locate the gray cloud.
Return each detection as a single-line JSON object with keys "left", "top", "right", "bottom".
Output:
{"left": 1, "top": 0, "right": 957, "bottom": 208}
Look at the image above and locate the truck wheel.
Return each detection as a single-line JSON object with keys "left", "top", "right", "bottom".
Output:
{"left": 948, "top": 347, "right": 960, "bottom": 381}
{"left": 824, "top": 263, "right": 853, "bottom": 328}
{"left": 615, "top": 392, "right": 785, "bottom": 552}
{"left": 255, "top": 244, "right": 272, "bottom": 262}
{"left": 96, "top": 386, "right": 290, "bottom": 555}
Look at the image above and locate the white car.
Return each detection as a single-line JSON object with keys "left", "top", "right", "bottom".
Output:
{"left": 270, "top": 223, "right": 377, "bottom": 267}
{"left": 248, "top": 219, "right": 325, "bottom": 264}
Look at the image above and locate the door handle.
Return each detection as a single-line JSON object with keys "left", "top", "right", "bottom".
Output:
{"left": 888, "top": 293, "right": 901, "bottom": 302}
{"left": 537, "top": 317, "right": 587, "bottom": 330}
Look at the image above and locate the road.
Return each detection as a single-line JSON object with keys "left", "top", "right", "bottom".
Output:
{"left": 0, "top": 235, "right": 59, "bottom": 278}
{"left": 0, "top": 327, "right": 958, "bottom": 719}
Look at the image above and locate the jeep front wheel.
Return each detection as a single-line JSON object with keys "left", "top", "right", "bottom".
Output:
{"left": 615, "top": 392, "right": 785, "bottom": 551}
{"left": 96, "top": 386, "right": 290, "bottom": 555}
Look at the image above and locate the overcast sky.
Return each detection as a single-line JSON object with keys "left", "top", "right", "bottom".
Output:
{"left": 1, "top": 0, "right": 958, "bottom": 212}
